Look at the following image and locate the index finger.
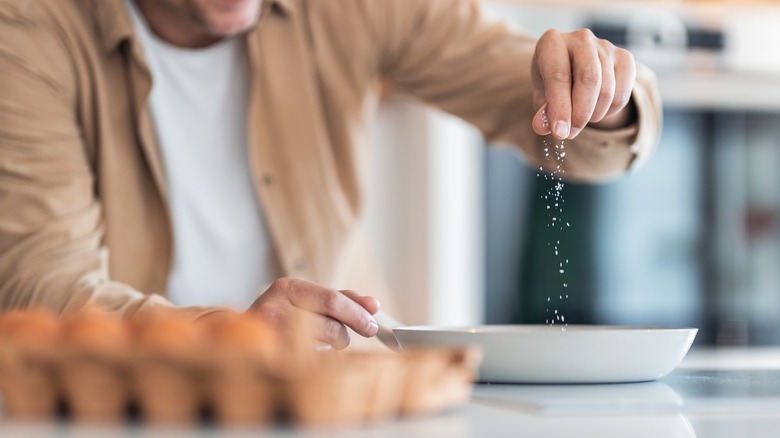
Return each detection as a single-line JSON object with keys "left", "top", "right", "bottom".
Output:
{"left": 536, "top": 31, "right": 572, "bottom": 140}
{"left": 339, "top": 289, "right": 380, "bottom": 315}
{"left": 287, "top": 282, "right": 379, "bottom": 338}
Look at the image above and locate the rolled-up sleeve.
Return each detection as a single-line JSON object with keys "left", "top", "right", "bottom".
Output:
{"left": 369, "top": 0, "right": 662, "bottom": 182}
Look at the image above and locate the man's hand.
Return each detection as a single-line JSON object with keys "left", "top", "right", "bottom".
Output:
{"left": 531, "top": 29, "right": 637, "bottom": 140}
{"left": 247, "top": 277, "right": 379, "bottom": 350}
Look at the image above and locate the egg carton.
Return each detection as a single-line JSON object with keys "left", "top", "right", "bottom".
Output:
{"left": 0, "top": 311, "right": 480, "bottom": 426}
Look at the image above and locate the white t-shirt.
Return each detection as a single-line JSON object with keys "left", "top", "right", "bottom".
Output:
{"left": 126, "top": 1, "right": 279, "bottom": 309}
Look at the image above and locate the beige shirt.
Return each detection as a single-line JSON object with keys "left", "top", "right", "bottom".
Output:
{"left": 0, "top": 0, "right": 662, "bottom": 320}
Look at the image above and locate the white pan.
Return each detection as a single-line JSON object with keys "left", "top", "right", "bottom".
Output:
{"left": 374, "top": 311, "right": 697, "bottom": 384}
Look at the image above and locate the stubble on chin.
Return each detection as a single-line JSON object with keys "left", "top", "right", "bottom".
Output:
{"left": 155, "top": 0, "right": 259, "bottom": 38}
{"left": 187, "top": 0, "right": 262, "bottom": 38}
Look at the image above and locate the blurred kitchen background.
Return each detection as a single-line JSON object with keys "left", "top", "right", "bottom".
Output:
{"left": 365, "top": 0, "right": 780, "bottom": 346}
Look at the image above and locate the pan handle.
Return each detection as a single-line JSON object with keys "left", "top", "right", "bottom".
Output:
{"left": 373, "top": 310, "right": 405, "bottom": 352}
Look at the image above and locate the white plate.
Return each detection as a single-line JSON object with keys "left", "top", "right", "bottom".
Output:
{"left": 393, "top": 325, "right": 698, "bottom": 383}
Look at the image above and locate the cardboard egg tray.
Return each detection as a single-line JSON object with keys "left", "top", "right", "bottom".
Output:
{"left": 0, "top": 330, "right": 480, "bottom": 426}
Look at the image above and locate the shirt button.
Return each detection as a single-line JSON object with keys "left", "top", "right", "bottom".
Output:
{"left": 294, "top": 259, "right": 307, "bottom": 273}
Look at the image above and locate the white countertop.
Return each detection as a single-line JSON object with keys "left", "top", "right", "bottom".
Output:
{"left": 2, "top": 347, "right": 780, "bottom": 438}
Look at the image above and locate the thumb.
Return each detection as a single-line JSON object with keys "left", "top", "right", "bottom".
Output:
{"left": 532, "top": 103, "right": 552, "bottom": 136}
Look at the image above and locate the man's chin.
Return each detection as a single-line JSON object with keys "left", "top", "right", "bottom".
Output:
{"left": 205, "top": 0, "right": 262, "bottom": 35}
{"left": 207, "top": 12, "right": 260, "bottom": 37}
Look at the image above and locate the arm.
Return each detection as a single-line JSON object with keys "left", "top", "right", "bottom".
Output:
{"left": 371, "top": 0, "right": 661, "bottom": 182}
{"left": 0, "top": 5, "right": 209, "bottom": 319}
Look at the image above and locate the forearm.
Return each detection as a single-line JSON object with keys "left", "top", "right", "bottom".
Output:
{"left": 1, "top": 265, "right": 232, "bottom": 322}
{"left": 0, "top": 219, "right": 227, "bottom": 321}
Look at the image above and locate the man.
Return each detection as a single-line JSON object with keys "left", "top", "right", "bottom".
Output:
{"left": 0, "top": 0, "right": 660, "bottom": 349}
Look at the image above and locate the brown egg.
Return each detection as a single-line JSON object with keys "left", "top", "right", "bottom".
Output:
{"left": 131, "top": 310, "right": 205, "bottom": 352}
{"left": 61, "top": 309, "right": 128, "bottom": 349}
{"left": 209, "top": 313, "right": 278, "bottom": 354}
{"left": 0, "top": 309, "right": 60, "bottom": 345}
{"left": 195, "top": 309, "right": 236, "bottom": 329}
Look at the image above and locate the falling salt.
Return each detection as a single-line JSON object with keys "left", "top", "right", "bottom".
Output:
{"left": 540, "top": 140, "right": 571, "bottom": 328}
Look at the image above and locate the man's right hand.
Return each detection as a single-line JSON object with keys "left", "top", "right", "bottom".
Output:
{"left": 247, "top": 277, "right": 380, "bottom": 350}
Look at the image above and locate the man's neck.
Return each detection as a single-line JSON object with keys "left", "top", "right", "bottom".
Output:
{"left": 133, "top": 0, "right": 222, "bottom": 49}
